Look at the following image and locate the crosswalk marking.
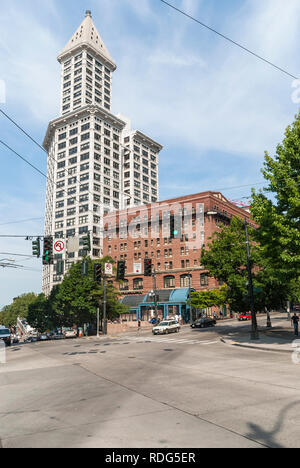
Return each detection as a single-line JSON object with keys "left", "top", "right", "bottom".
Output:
{"left": 117, "top": 336, "right": 219, "bottom": 346}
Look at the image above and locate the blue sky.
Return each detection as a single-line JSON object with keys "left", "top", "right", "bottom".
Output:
{"left": 0, "top": 0, "right": 299, "bottom": 309}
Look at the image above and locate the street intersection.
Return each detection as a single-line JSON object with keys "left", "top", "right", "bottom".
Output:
{"left": 0, "top": 314, "right": 299, "bottom": 448}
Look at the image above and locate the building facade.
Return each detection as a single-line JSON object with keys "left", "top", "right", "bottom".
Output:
{"left": 103, "top": 191, "right": 252, "bottom": 300}
{"left": 42, "top": 11, "right": 162, "bottom": 296}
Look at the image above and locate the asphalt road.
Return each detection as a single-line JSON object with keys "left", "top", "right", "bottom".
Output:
{"left": 0, "top": 316, "right": 299, "bottom": 448}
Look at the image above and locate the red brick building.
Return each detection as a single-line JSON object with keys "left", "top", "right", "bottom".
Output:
{"left": 103, "top": 191, "right": 251, "bottom": 299}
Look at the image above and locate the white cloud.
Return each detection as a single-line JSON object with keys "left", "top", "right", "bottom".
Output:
{"left": 112, "top": 0, "right": 300, "bottom": 158}
{"left": 148, "top": 50, "right": 206, "bottom": 68}
{"left": 0, "top": 1, "right": 61, "bottom": 121}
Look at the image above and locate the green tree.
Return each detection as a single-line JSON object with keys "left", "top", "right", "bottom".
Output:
{"left": 0, "top": 293, "right": 37, "bottom": 327}
{"left": 27, "top": 293, "right": 58, "bottom": 333}
{"left": 251, "top": 112, "right": 300, "bottom": 287}
{"left": 200, "top": 217, "right": 250, "bottom": 313}
{"left": 190, "top": 286, "right": 228, "bottom": 314}
{"left": 200, "top": 216, "right": 289, "bottom": 320}
{"left": 53, "top": 257, "right": 129, "bottom": 327}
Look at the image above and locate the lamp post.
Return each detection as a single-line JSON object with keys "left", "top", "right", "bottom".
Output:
{"left": 150, "top": 273, "right": 158, "bottom": 321}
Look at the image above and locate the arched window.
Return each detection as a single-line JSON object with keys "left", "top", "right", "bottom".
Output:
{"left": 120, "top": 280, "right": 129, "bottom": 291}
{"left": 180, "top": 274, "right": 192, "bottom": 288}
{"left": 133, "top": 278, "right": 143, "bottom": 291}
{"left": 164, "top": 276, "right": 175, "bottom": 289}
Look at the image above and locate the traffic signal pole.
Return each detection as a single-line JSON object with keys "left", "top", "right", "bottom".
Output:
{"left": 244, "top": 220, "right": 259, "bottom": 340}
{"left": 103, "top": 276, "right": 107, "bottom": 336}
{"left": 152, "top": 271, "right": 158, "bottom": 320}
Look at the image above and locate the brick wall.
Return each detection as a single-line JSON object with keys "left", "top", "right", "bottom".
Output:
{"left": 103, "top": 191, "right": 252, "bottom": 295}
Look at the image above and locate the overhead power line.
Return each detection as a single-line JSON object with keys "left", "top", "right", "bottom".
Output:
{"left": 0, "top": 217, "right": 44, "bottom": 226}
{"left": 0, "top": 109, "right": 47, "bottom": 153}
{"left": 160, "top": 0, "right": 299, "bottom": 80}
{"left": 0, "top": 107, "right": 134, "bottom": 213}
{"left": 0, "top": 140, "right": 47, "bottom": 180}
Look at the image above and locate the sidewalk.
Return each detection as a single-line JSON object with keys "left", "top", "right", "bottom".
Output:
{"left": 221, "top": 316, "right": 298, "bottom": 354}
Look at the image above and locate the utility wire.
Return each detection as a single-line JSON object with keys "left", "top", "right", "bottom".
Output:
{"left": 0, "top": 108, "right": 298, "bottom": 210}
{"left": 0, "top": 109, "right": 47, "bottom": 153}
{"left": 0, "top": 139, "right": 98, "bottom": 224}
{"left": 0, "top": 140, "right": 47, "bottom": 180}
{"left": 0, "top": 107, "right": 134, "bottom": 203}
{"left": 0, "top": 217, "right": 44, "bottom": 226}
{"left": 160, "top": 0, "right": 299, "bottom": 80}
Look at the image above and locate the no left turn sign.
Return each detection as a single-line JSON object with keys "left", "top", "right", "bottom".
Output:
{"left": 54, "top": 240, "right": 65, "bottom": 253}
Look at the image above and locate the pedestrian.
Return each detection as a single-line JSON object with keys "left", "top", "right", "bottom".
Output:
{"left": 291, "top": 313, "right": 299, "bottom": 336}
{"left": 137, "top": 319, "right": 141, "bottom": 334}
{"left": 219, "top": 310, "right": 223, "bottom": 320}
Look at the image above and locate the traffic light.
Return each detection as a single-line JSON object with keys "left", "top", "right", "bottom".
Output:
{"left": 43, "top": 236, "right": 53, "bottom": 265}
{"left": 117, "top": 261, "right": 126, "bottom": 281}
{"left": 32, "top": 238, "right": 40, "bottom": 258}
{"left": 170, "top": 214, "right": 182, "bottom": 239}
{"left": 56, "top": 260, "right": 64, "bottom": 275}
{"left": 94, "top": 263, "right": 102, "bottom": 283}
{"left": 144, "top": 259, "right": 152, "bottom": 277}
{"left": 82, "top": 261, "right": 89, "bottom": 277}
{"left": 82, "top": 232, "right": 91, "bottom": 252}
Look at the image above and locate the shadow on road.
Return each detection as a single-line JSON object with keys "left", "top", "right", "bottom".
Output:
{"left": 245, "top": 401, "right": 300, "bottom": 448}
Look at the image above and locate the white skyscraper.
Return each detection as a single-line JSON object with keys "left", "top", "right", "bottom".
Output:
{"left": 42, "top": 11, "right": 163, "bottom": 295}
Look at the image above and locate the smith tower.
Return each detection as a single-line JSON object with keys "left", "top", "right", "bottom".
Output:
{"left": 58, "top": 10, "right": 115, "bottom": 114}
{"left": 42, "top": 11, "right": 162, "bottom": 296}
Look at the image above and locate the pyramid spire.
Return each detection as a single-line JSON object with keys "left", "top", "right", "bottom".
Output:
{"left": 58, "top": 11, "right": 116, "bottom": 70}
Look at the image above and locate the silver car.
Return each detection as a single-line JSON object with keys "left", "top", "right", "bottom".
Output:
{"left": 152, "top": 320, "right": 180, "bottom": 335}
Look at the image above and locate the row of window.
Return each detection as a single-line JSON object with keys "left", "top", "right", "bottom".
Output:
{"left": 119, "top": 274, "right": 209, "bottom": 291}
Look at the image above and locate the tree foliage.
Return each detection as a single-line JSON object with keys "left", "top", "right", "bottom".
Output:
{"left": 0, "top": 293, "right": 37, "bottom": 327}
{"left": 251, "top": 112, "right": 300, "bottom": 289}
{"left": 26, "top": 257, "right": 129, "bottom": 331}
{"left": 200, "top": 216, "right": 291, "bottom": 313}
{"left": 190, "top": 286, "right": 228, "bottom": 311}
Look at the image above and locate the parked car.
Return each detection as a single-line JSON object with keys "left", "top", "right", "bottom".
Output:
{"left": 191, "top": 317, "right": 216, "bottom": 329}
{"left": 63, "top": 328, "right": 77, "bottom": 339}
{"left": 38, "top": 334, "right": 50, "bottom": 341}
{"left": 0, "top": 326, "right": 11, "bottom": 347}
{"left": 24, "top": 336, "right": 38, "bottom": 343}
{"left": 51, "top": 331, "right": 65, "bottom": 340}
{"left": 152, "top": 320, "right": 180, "bottom": 335}
{"left": 237, "top": 313, "right": 252, "bottom": 321}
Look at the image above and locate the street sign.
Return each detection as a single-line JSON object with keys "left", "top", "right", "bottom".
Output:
{"left": 54, "top": 240, "right": 65, "bottom": 253}
{"left": 133, "top": 263, "right": 142, "bottom": 274}
{"left": 105, "top": 263, "right": 113, "bottom": 276}
{"left": 67, "top": 237, "right": 79, "bottom": 253}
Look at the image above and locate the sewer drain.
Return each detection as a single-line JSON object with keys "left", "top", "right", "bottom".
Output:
{"left": 164, "top": 349, "right": 173, "bottom": 352}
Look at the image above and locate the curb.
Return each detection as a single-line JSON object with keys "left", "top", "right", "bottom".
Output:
{"left": 220, "top": 338, "right": 292, "bottom": 354}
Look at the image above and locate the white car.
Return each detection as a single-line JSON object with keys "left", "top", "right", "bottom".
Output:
{"left": 63, "top": 328, "right": 77, "bottom": 339}
{"left": 152, "top": 320, "right": 180, "bottom": 335}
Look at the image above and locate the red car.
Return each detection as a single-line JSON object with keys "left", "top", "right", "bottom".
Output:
{"left": 238, "top": 313, "right": 252, "bottom": 321}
